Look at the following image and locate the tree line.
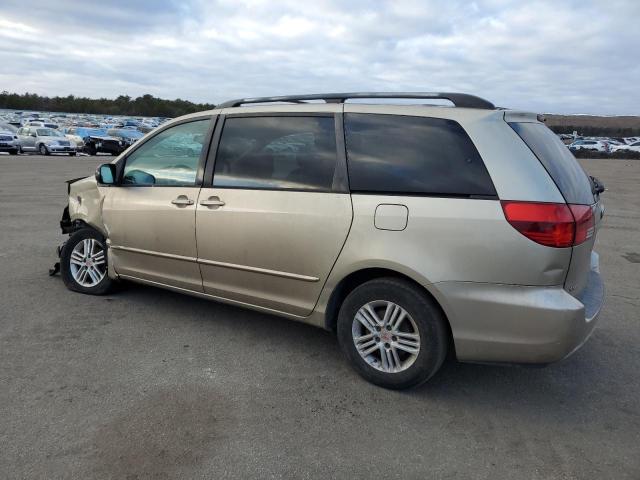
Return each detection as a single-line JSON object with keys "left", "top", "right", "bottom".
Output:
{"left": 0, "top": 91, "right": 216, "bottom": 118}
{"left": 547, "top": 124, "right": 640, "bottom": 137}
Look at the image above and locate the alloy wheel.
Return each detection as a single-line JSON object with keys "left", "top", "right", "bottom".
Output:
{"left": 352, "top": 300, "right": 421, "bottom": 373}
{"left": 69, "top": 238, "right": 106, "bottom": 287}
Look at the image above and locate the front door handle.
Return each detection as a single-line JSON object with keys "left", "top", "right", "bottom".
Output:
{"left": 171, "top": 195, "right": 194, "bottom": 206}
{"left": 200, "top": 196, "right": 225, "bottom": 208}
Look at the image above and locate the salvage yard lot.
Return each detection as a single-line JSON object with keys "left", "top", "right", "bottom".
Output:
{"left": 1, "top": 154, "right": 639, "bottom": 479}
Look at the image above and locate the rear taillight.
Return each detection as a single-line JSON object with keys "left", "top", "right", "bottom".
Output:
{"left": 569, "top": 204, "right": 595, "bottom": 245}
{"left": 501, "top": 201, "right": 594, "bottom": 248}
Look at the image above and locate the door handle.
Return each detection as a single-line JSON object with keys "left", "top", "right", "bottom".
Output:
{"left": 171, "top": 195, "right": 194, "bottom": 206}
{"left": 200, "top": 197, "right": 225, "bottom": 208}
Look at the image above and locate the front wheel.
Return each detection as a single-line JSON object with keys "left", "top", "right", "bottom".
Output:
{"left": 9, "top": 148, "right": 18, "bottom": 155}
{"left": 39, "top": 144, "right": 50, "bottom": 155}
{"left": 69, "top": 152, "right": 77, "bottom": 156}
{"left": 60, "top": 228, "right": 113, "bottom": 295}
{"left": 337, "top": 277, "right": 448, "bottom": 389}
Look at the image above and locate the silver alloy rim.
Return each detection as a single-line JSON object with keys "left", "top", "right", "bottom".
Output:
{"left": 69, "top": 238, "right": 106, "bottom": 287}
{"left": 352, "top": 300, "right": 421, "bottom": 373}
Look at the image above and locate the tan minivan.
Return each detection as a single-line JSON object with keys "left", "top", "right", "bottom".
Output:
{"left": 54, "top": 92, "right": 605, "bottom": 389}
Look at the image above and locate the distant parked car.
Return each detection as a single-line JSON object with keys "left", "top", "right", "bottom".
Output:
{"left": 62, "top": 127, "right": 86, "bottom": 150}
{"left": 107, "top": 128, "right": 144, "bottom": 148}
{"left": 611, "top": 141, "right": 640, "bottom": 153}
{"left": 66, "top": 127, "right": 126, "bottom": 155}
{"left": 568, "top": 140, "right": 609, "bottom": 153}
{"left": 16, "top": 127, "right": 76, "bottom": 155}
{"left": 0, "top": 129, "right": 19, "bottom": 155}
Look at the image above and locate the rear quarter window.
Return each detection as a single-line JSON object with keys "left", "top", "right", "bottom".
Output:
{"left": 509, "top": 122, "right": 595, "bottom": 205}
{"left": 344, "top": 113, "right": 496, "bottom": 197}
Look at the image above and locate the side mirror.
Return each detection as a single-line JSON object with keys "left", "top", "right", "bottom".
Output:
{"left": 96, "top": 164, "right": 116, "bottom": 185}
{"left": 30, "top": 133, "right": 37, "bottom": 137}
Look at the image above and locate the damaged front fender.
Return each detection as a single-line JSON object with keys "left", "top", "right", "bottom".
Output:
{"left": 63, "top": 175, "right": 108, "bottom": 236}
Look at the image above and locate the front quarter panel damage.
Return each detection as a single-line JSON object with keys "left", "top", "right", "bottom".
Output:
{"left": 67, "top": 176, "right": 108, "bottom": 236}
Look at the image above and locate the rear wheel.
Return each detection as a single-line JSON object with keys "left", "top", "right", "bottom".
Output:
{"left": 85, "top": 143, "right": 97, "bottom": 156}
{"left": 337, "top": 277, "right": 448, "bottom": 389}
{"left": 39, "top": 144, "right": 49, "bottom": 156}
{"left": 60, "top": 228, "right": 113, "bottom": 295}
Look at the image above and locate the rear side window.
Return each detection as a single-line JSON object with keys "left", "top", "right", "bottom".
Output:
{"left": 344, "top": 114, "right": 496, "bottom": 197}
{"left": 214, "top": 116, "right": 337, "bottom": 191}
{"left": 509, "top": 122, "right": 594, "bottom": 205}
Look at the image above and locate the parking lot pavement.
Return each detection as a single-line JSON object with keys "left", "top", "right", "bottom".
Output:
{"left": 1, "top": 154, "right": 639, "bottom": 479}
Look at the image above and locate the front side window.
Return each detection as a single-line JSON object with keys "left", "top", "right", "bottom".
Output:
{"left": 344, "top": 113, "right": 496, "bottom": 196}
{"left": 213, "top": 116, "right": 337, "bottom": 191}
{"left": 122, "top": 119, "right": 210, "bottom": 186}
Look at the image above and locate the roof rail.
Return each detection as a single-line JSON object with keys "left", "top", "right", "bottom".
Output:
{"left": 217, "top": 92, "right": 495, "bottom": 110}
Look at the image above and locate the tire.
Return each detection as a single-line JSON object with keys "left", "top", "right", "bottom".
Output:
{"left": 85, "top": 144, "right": 97, "bottom": 156}
{"left": 60, "top": 228, "right": 113, "bottom": 295}
{"left": 69, "top": 152, "right": 77, "bottom": 156}
{"left": 337, "top": 277, "right": 448, "bottom": 390}
{"left": 39, "top": 144, "right": 50, "bottom": 156}
{"left": 9, "top": 149, "right": 18, "bottom": 155}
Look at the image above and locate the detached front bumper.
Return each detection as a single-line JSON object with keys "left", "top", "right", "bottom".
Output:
{"left": 436, "top": 251, "right": 604, "bottom": 364}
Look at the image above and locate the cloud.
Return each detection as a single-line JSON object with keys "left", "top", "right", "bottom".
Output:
{"left": 0, "top": 0, "right": 638, "bottom": 114}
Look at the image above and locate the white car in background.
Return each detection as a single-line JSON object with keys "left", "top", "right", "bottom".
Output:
{"left": 62, "top": 127, "right": 86, "bottom": 150}
{"left": 611, "top": 141, "right": 640, "bottom": 153}
{"left": 568, "top": 139, "right": 609, "bottom": 152}
{"left": 16, "top": 126, "right": 77, "bottom": 155}
{"left": 0, "top": 129, "right": 19, "bottom": 154}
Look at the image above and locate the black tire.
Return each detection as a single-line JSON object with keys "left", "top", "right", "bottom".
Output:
{"left": 60, "top": 228, "right": 113, "bottom": 295}
{"left": 39, "top": 143, "right": 50, "bottom": 156}
{"left": 337, "top": 277, "right": 448, "bottom": 390}
{"left": 85, "top": 143, "right": 97, "bottom": 156}
{"left": 69, "top": 152, "right": 77, "bottom": 156}
{"left": 9, "top": 149, "right": 18, "bottom": 155}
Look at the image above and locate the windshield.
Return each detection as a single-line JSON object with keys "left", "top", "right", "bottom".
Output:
{"left": 109, "top": 129, "right": 143, "bottom": 139}
{"left": 78, "top": 128, "right": 108, "bottom": 137}
{"left": 37, "top": 128, "right": 63, "bottom": 137}
{"left": 0, "top": 123, "right": 17, "bottom": 133}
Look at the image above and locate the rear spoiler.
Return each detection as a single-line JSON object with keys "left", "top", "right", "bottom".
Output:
{"left": 502, "top": 111, "right": 542, "bottom": 123}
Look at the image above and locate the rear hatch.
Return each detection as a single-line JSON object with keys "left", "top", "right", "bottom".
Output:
{"left": 507, "top": 119, "right": 604, "bottom": 298}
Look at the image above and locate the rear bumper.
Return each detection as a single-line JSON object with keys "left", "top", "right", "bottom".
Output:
{"left": 435, "top": 252, "right": 604, "bottom": 364}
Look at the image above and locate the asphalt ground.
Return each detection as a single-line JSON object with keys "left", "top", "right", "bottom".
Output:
{"left": 1, "top": 153, "right": 639, "bottom": 479}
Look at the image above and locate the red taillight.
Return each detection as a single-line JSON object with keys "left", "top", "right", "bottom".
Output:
{"left": 569, "top": 204, "right": 595, "bottom": 245}
{"left": 501, "top": 201, "right": 594, "bottom": 248}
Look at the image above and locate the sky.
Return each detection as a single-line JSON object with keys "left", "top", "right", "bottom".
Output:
{"left": 0, "top": 0, "right": 638, "bottom": 115}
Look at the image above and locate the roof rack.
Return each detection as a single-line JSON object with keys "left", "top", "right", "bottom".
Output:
{"left": 217, "top": 92, "right": 495, "bottom": 110}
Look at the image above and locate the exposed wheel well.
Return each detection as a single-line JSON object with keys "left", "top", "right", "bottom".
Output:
{"left": 324, "top": 268, "right": 455, "bottom": 357}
